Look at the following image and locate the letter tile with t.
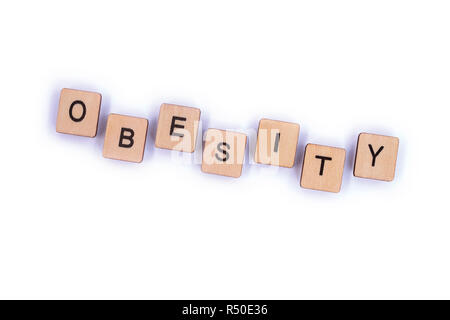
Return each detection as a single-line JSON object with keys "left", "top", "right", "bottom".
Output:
{"left": 300, "top": 144, "right": 346, "bottom": 193}
{"left": 201, "top": 129, "right": 247, "bottom": 178}
{"left": 103, "top": 114, "right": 148, "bottom": 163}
{"left": 56, "top": 88, "right": 102, "bottom": 137}
{"left": 353, "top": 133, "right": 399, "bottom": 181}
{"left": 155, "top": 103, "right": 201, "bottom": 152}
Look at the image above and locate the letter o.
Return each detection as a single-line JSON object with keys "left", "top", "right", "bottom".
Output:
{"left": 69, "top": 100, "right": 87, "bottom": 122}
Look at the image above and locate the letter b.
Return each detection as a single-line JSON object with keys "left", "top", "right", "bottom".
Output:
{"left": 119, "top": 128, "right": 135, "bottom": 148}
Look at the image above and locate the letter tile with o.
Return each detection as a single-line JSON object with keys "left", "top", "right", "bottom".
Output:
{"left": 56, "top": 88, "right": 102, "bottom": 137}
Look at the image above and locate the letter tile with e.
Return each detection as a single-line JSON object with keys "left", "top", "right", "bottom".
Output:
{"left": 353, "top": 133, "right": 399, "bottom": 181}
{"left": 300, "top": 144, "right": 346, "bottom": 193}
{"left": 56, "top": 88, "right": 102, "bottom": 137}
{"left": 155, "top": 103, "right": 201, "bottom": 153}
{"left": 103, "top": 114, "right": 148, "bottom": 163}
{"left": 201, "top": 129, "right": 247, "bottom": 178}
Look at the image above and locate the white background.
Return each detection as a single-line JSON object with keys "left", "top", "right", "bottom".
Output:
{"left": 0, "top": 0, "right": 449, "bottom": 299}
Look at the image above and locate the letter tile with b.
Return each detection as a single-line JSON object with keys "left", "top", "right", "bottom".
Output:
{"left": 56, "top": 88, "right": 101, "bottom": 137}
{"left": 300, "top": 144, "right": 346, "bottom": 193}
{"left": 201, "top": 129, "right": 247, "bottom": 178}
{"left": 155, "top": 103, "right": 201, "bottom": 153}
{"left": 103, "top": 114, "right": 148, "bottom": 163}
{"left": 353, "top": 133, "right": 399, "bottom": 181}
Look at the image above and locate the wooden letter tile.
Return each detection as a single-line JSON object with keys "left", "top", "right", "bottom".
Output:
{"left": 201, "top": 129, "right": 247, "bottom": 178}
{"left": 155, "top": 103, "right": 201, "bottom": 152}
{"left": 255, "top": 118, "right": 300, "bottom": 168}
{"left": 103, "top": 114, "right": 148, "bottom": 163}
{"left": 56, "top": 88, "right": 101, "bottom": 137}
{"left": 300, "top": 144, "right": 346, "bottom": 193}
{"left": 353, "top": 133, "right": 399, "bottom": 181}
